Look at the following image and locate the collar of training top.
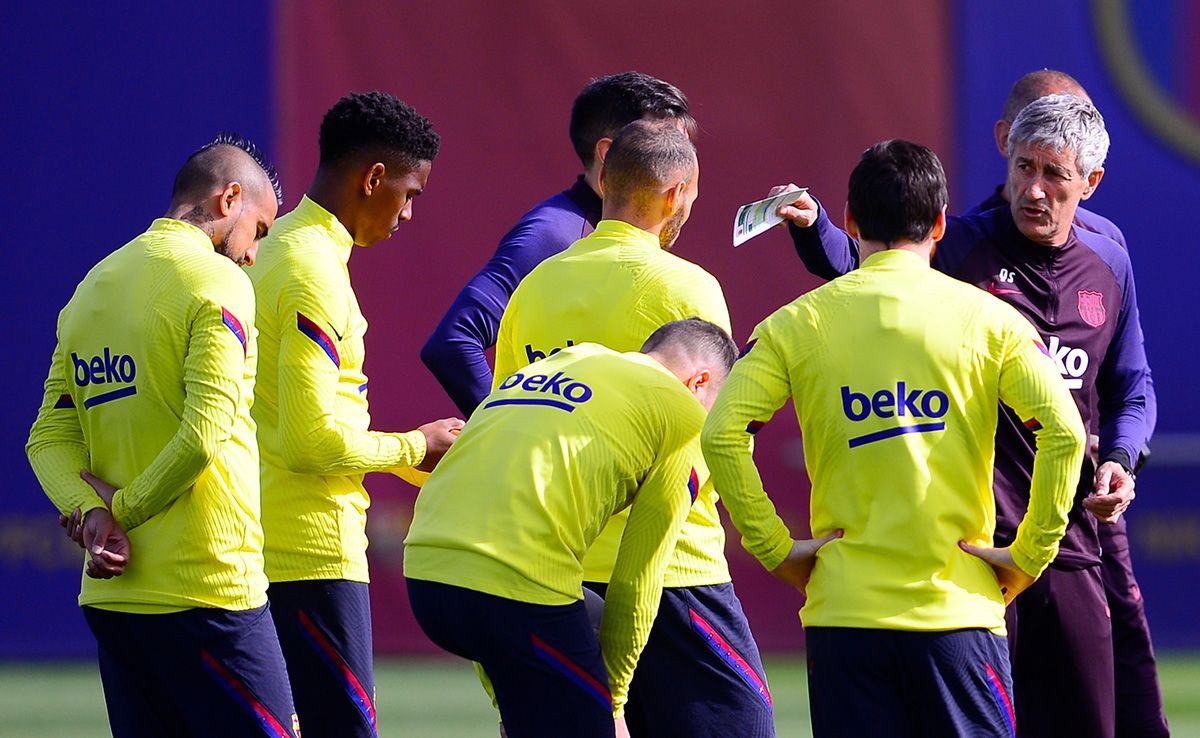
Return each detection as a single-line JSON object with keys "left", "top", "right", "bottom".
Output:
{"left": 295, "top": 194, "right": 354, "bottom": 262}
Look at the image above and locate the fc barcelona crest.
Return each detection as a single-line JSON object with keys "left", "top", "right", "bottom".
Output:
{"left": 1078, "top": 290, "right": 1106, "bottom": 328}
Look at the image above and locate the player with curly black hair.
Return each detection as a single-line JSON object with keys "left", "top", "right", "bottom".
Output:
{"left": 245, "top": 92, "right": 462, "bottom": 738}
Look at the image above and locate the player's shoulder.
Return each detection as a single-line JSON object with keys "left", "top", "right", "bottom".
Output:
{"left": 636, "top": 247, "right": 722, "bottom": 292}
{"left": 753, "top": 290, "right": 825, "bottom": 349}
{"left": 618, "top": 352, "right": 705, "bottom": 419}
{"left": 938, "top": 274, "right": 1039, "bottom": 349}
{"left": 184, "top": 252, "right": 256, "bottom": 314}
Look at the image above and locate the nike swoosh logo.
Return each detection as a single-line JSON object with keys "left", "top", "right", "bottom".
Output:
{"left": 987, "top": 282, "right": 1022, "bottom": 296}
{"left": 326, "top": 322, "right": 344, "bottom": 341}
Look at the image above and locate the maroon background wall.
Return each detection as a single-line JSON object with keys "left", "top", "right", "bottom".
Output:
{"left": 278, "top": 0, "right": 953, "bottom": 652}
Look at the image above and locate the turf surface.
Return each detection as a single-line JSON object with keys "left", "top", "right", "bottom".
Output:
{"left": 1, "top": 654, "right": 1197, "bottom": 736}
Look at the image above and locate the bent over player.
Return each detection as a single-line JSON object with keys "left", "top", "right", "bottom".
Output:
{"left": 406, "top": 319, "right": 738, "bottom": 738}
{"left": 495, "top": 119, "right": 773, "bottom": 737}
{"left": 779, "top": 95, "right": 1149, "bottom": 738}
{"left": 28, "top": 134, "right": 297, "bottom": 737}
{"left": 246, "top": 92, "right": 463, "bottom": 738}
{"left": 704, "top": 140, "right": 1086, "bottom": 737}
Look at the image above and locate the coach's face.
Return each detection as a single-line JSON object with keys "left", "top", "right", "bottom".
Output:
{"left": 1006, "top": 141, "right": 1102, "bottom": 247}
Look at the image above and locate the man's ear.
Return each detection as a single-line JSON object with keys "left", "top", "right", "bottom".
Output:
{"left": 218, "top": 182, "right": 243, "bottom": 217}
{"left": 1081, "top": 167, "right": 1105, "bottom": 201}
{"left": 362, "top": 162, "right": 386, "bottom": 196}
{"left": 594, "top": 137, "right": 613, "bottom": 165}
{"left": 685, "top": 368, "right": 713, "bottom": 395}
{"left": 994, "top": 120, "right": 1011, "bottom": 158}
{"left": 930, "top": 204, "right": 948, "bottom": 241}
{"left": 663, "top": 180, "right": 687, "bottom": 218}
{"left": 844, "top": 202, "right": 860, "bottom": 241}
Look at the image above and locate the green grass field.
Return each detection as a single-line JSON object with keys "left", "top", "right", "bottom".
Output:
{"left": 2, "top": 653, "right": 1198, "bottom": 737}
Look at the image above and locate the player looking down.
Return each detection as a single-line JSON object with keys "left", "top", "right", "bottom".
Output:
{"left": 406, "top": 319, "right": 738, "bottom": 738}
{"left": 703, "top": 139, "right": 1086, "bottom": 737}
{"left": 28, "top": 134, "right": 298, "bottom": 737}
{"left": 245, "top": 92, "right": 463, "bottom": 738}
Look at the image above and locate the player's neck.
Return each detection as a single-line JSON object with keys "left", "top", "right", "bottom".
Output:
{"left": 305, "top": 172, "right": 358, "bottom": 239}
{"left": 860, "top": 239, "right": 935, "bottom": 263}
{"left": 601, "top": 201, "right": 664, "bottom": 240}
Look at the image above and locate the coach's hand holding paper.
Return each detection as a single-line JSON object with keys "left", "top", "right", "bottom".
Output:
{"left": 732, "top": 186, "right": 810, "bottom": 247}
{"left": 769, "top": 184, "right": 820, "bottom": 228}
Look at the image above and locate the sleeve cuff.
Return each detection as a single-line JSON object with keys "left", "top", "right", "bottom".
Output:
{"left": 1009, "top": 537, "right": 1055, "bottom": 579}
{"left": 110, "top": 490, "right": 139, "bottom": 530}
{"left": 1101, "top": 448, "right": 1134, "bottom": 475}
{"left": 399, "top": 429, "right": 428, "bottom": 468}
{"left": 79, "top": 497, "right": 108, "bottom": 517}
{"left": 756, "top": 525, "right": 797, "bottom": 571}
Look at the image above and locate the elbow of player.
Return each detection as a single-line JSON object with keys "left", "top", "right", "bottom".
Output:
{"left": 1064, "top": 413, "right": 1088, "bottom": 453}
{"left": 180, "top": 436, "right": 221, "bottom": 477}
{"left": 418, "top": 335, "right": 448, "bottom": 371}
{"left": 1040, "top": 413, "right": 1087, "bottom": 459}
{"left": 700, "top": 422, "right": 728, "bottom": 461}
{"left": 280, "top": 441, "right": 322, "bottom": 475}
{"left": 279, "top": 429, "right": 341, "bottom": 475}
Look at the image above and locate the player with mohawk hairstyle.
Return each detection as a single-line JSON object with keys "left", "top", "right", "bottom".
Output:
{"left": 29, "top": 132, "right": 296, "bottom": 737}
{"left": 246, "top": 91, "right": 463, "bottom": 738}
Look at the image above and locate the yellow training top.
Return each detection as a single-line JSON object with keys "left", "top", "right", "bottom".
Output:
{"left": 246, "top": 195, "right": 427, "bottom": 583}
{"left": 494, "top": 219, "right": 732, "bottom": 586}
{"left": 27, "top": 218, "right": 267, "bottom": 612}
{"left": 702, "top": 249, "right": 1085, "bottom": 634}
{"left": 405, "top": 344, "right": 706, "bottom": 714}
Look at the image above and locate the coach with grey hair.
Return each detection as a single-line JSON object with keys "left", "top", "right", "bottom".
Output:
{"left": 774, "top": 93, "right": 1150, "bottom": 738}
{"left": 968, "top": 70, "right": 1169, "bottom": 738}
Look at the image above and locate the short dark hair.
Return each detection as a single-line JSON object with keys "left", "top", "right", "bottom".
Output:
{"left": 1002, "top": 69, "right": 1086, "bottom": 123}
{"left": 641, "top": 318, "right": 738, "bottom": 375}
{"left": 318, "top": 91, "right": 440, "bottom": 171}
{"left": 570, "top": 71, "right": 695, "bottom": 167}
{"left": 602, "top": 119, "right": 696, "bottom": 204}
{"left": 847, "top": 140, "right": 947, "bottom": 246}
{"left": 172, "top": 131, "right": 282, "bottom": 206}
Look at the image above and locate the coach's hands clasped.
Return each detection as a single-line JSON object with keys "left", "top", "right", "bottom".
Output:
{"left": 1084, "top": 461, "right": 1135, "bottom": 524}
{"left": 770, "top": 530, "right": 843, "bottom": 594}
